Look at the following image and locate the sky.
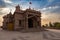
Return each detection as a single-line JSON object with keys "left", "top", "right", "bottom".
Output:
{"left": 0, "top": 0, "right": 60, "bottom": 26}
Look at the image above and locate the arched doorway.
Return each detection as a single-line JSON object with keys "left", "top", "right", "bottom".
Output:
{"left": 28, "top": 18, "right": 33, "bottom": 28}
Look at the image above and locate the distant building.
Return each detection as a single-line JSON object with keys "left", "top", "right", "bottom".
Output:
{"left": 2, "top": 5, "right": 41, "bottom": 32}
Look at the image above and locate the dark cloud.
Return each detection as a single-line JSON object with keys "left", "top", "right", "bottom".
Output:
{"left": 0, "top": 0, "right": 13, "bottom": 15}
{"left": 0, "top": 0, "right": 6, "bottom": 8}
{"left": 45, "top": 0, "right": 60, "bottom": 7}
{"left": 46, "top": 2, "right": 60, "bottom": 8}
{"left": 0, "top": 0, "right": 6, "bottom": 15}
{"left": 50, "top": 7, "right": 60, "bottom": 14}
{"left": 42, "top": 6, "right": 60, "bottom": 14}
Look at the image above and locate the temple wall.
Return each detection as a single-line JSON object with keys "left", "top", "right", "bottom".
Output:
{"left": 14, "top": 13, "right": 24, "bottom": 30}
{"left": 3, "top": 5, "right": 41, "bottom": 31}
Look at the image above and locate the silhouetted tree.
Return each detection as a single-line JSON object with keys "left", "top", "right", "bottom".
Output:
{"left": 45, "top": 24, "right": 48, "bottom": 27}
{"left": 49, "top": 22, "right": 53, "bottom": 27}
{"left": 53, "top": 22, "right": 60, "bottom": 29}
{"left": 42, "top": 25, "right": 45, "bottom": 27}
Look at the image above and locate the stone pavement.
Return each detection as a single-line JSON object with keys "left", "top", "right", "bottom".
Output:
{"left": 0, "top": 28, "right": 60, "bottom": 40}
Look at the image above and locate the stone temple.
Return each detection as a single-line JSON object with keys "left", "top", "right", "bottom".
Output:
{"left": 2, "top": 5, "right": 41, "bottom": 32}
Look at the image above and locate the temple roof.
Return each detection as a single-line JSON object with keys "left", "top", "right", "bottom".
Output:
{"left": 25, "top": 8, "right": 41, "bottom": 13}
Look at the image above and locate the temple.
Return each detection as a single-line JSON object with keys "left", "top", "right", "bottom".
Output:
{"left": 2, "top": 5, "right": 41, "bottom": 32}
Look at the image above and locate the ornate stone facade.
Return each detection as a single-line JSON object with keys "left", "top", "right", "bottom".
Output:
{"left": 3, "top": 5, "right": 41, "bottom": 32}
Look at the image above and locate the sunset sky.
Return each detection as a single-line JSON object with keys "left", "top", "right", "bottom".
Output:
{"left": 0, "top": 0, "right": 60, "bottom": 26}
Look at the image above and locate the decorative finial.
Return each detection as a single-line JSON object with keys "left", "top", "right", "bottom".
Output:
{"left": 29, "top": 2, "right": 32, "bottom": 9}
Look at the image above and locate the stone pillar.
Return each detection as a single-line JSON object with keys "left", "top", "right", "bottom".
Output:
{"left": 14, "top": 19, "right": 19, "bottom": 30}
{"left": 25, "top": 13, "right": 28, "bottom": 31}
{"left": 37, "top": 16, "right": 41, "bottom": 30}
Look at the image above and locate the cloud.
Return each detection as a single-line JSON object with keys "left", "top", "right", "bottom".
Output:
{"left": 40, "top": 5, "right": 60, "bottom": 25}
{"left": 40, "top": 6, "right": 60, "bottom": 14}
{"left": 48, "top": 0, "right": 54, "bottom": 2}
{"left": 42, "top": 6, "right": 59, "bottom": 11}
{"left": 45, "top": 1, "right": 60, "bottom": 8}
{"left": 0, "top": 8, "right": 10, "bottom": 15}
{"left": 0, "top": 0, "right": 14, "bottom": 8}
{"left": 3, "top": 0, "right": 12, "bottom": 3}
{"left": 41, "top": 12, "right": 60, "bottom": 25}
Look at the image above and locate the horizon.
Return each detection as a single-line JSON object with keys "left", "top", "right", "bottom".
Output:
{"left": 0, "top": 0, "right": 60, "bottom": 26}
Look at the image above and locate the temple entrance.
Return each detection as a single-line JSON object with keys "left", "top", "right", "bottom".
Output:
{"left": 28, "top": 18, "right": 33, "bottom": 28}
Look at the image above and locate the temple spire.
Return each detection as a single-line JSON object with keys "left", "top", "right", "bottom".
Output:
{"left": 15, "top": 4, "right": 21, "bottom": 12}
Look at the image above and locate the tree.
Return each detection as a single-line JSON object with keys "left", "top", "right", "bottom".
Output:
{"left": 49, "top": 22, "right": 53, "bottom": 27}
{"left": 42, "top": 25, "right": 45, "bottom": 27}
{"left": 53, "top": 22, "right": 60, "bottom": 29}
{"left": 45, "top": 24, "right": 48, "bottom": 27}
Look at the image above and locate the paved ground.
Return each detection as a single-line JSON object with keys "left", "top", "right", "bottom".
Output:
{"left": 0, "top": 28, "right": 60, "bottom": 40}
{"left": 43, "top": 29, "right": 60, "bottom": 40}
